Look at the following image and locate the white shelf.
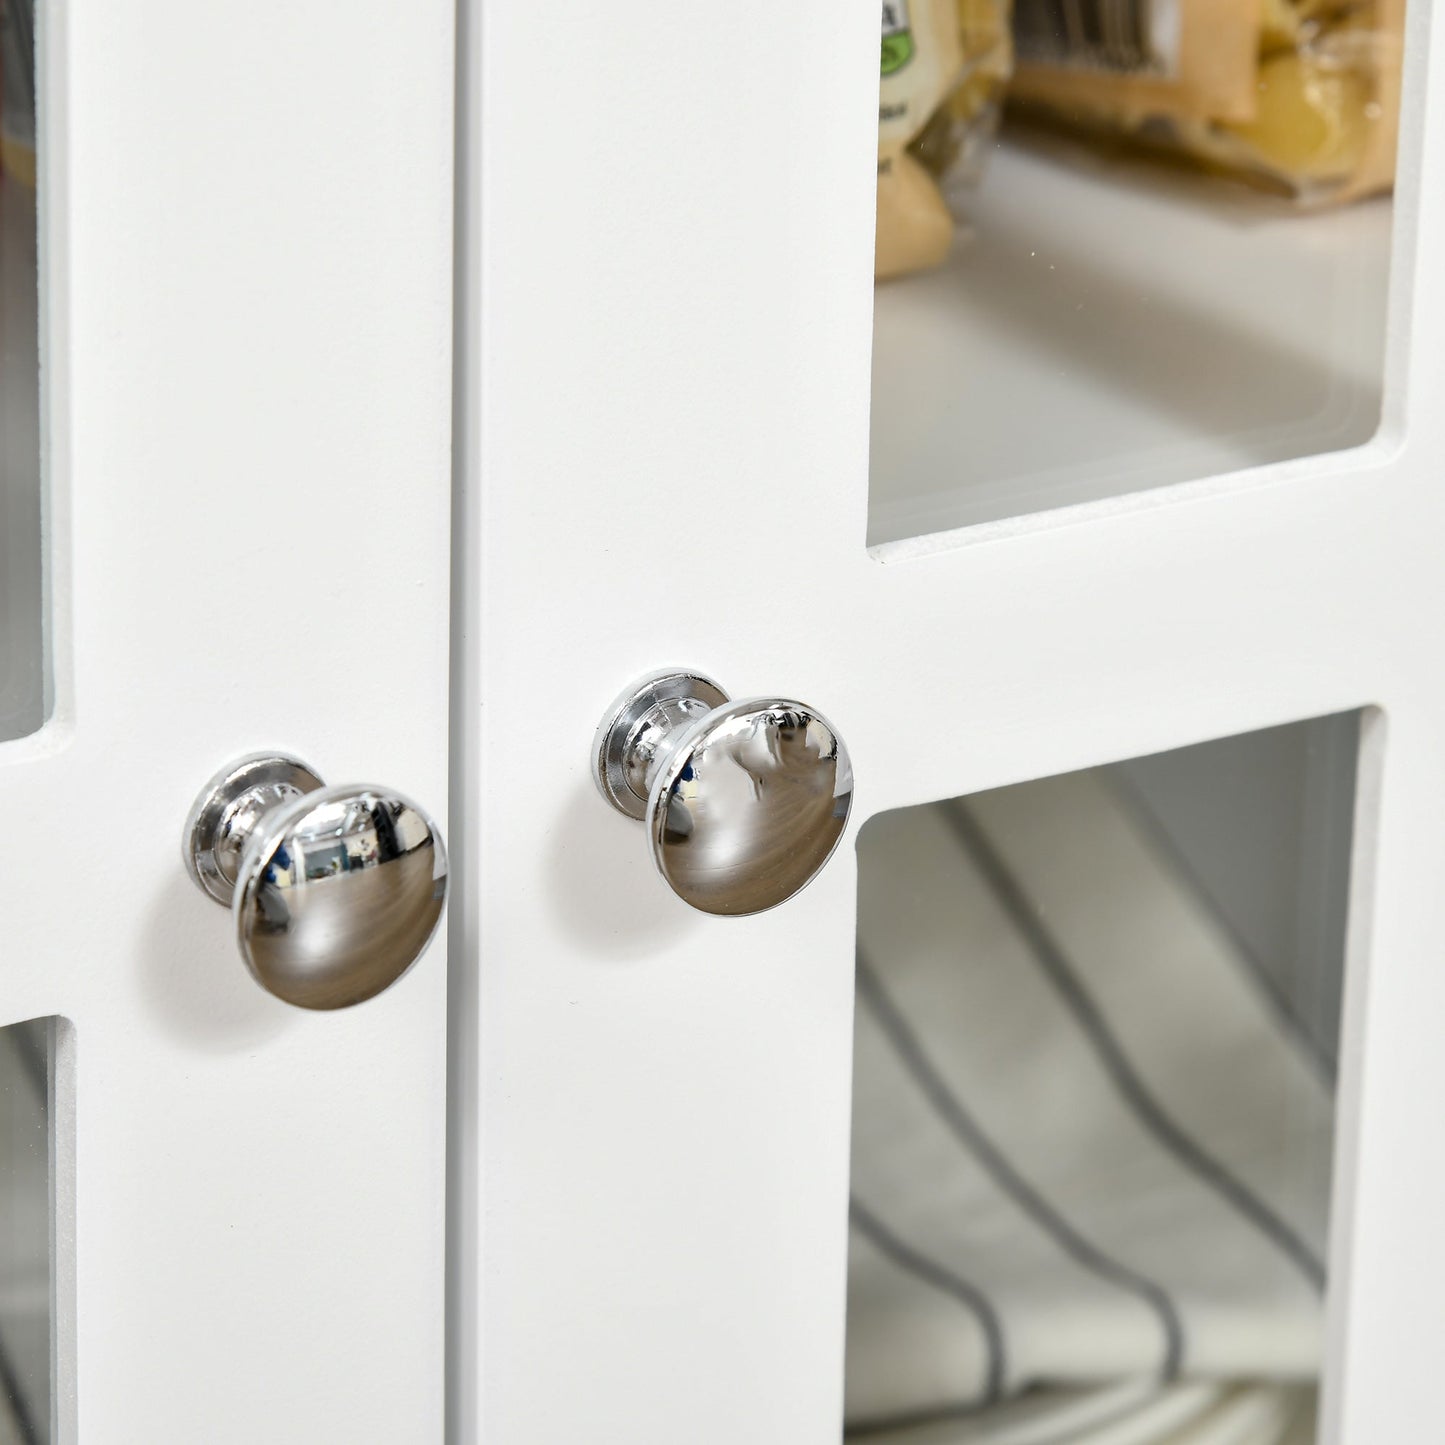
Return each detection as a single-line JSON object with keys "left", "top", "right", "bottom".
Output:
{"left": 868, "top": 131, "right": 1394, "bottom": 548}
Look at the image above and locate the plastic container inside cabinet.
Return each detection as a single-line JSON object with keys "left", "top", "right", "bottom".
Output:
{"left": 1008, "top": 0, "right": 1404, "bottom": 203}
{"left": 877, "top": 0, "right": 1015, "bottom": 280}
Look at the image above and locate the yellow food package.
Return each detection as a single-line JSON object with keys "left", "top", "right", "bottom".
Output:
{"left": 877, "top": 0, "right": 1014, "bottom": 280}
{"left": 1007, "top": 0, "right": 1404, "bottom": 203}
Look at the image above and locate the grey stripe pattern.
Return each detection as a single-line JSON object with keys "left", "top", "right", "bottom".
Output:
{"left": 0, "top": 1325, "right": 40, "bottom": 1445}
{"left": 857, "top": 952, "right": 1185, "bottom": 1380}
{"left": 943, "top": 799, "right": 1327, "bottom": 1292}
{"left": 849, "top": 1193, "right": 1006, "bottom": 1410}
{"left": 1105, "top": 768, "right": 1339, "bottom": 1089}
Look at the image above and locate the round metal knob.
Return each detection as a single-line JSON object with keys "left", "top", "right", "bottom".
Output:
{"left": 592, "top": 670, "right": 853, "bottom": 916}
{"left": 184, "top": 753, "right": 447, "bottom": 1010}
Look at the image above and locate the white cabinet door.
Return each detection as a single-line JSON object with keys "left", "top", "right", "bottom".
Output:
{"left": 0, "top": 2, "right": 454, "bottom": 1440}
{"left": 459, "top": 1, "right": 1443, "bottom": 1442}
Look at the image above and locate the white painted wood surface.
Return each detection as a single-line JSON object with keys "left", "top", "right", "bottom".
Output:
{"left": 458, "top": 2, "right": 1445, "bottom": 1443}
{"left": 0, "top": 1, "right": 455, "bottom": 1439}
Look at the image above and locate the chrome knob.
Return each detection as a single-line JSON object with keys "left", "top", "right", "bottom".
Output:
{"left": 592, "top": 670, "right": 853, "bottom": 916}
{"left": 184, "top": 753, "right": 447, "bottom": 1010}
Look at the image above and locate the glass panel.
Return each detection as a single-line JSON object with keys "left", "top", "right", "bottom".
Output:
{"left": 846, "top": 714, "right": 1358, "bottom": 1442}
{"left": 0, "top": 1017, "right": 54, "bottom": 1444}
{"left": 0, "top": 0, "right": 43, "bottom": 740}
{"left": 869, "top": 1, "right": 1403, "bottom": 547}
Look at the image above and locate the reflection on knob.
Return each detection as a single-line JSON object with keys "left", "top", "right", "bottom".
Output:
{"left": 592, "top": 670, "right": 853, "bottom": 916}
{"left": 184, "top": 753, "right": 447, "bottom": 1010}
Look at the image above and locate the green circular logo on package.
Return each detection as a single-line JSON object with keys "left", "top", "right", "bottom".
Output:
{"left": 881, "top": 31, "right": 915, "bottom": 75}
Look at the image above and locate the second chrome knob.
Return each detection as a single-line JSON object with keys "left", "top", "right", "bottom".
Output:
{"left": 592, "top": 670, "right": 853, "bottom": 916}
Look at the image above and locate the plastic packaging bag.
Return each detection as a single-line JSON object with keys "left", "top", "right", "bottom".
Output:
{"left": 877, "top": 0, "right": 1014, "bottom": 280}
{"left": 1008, "top": 0, "right": 1404, "bottom": 203}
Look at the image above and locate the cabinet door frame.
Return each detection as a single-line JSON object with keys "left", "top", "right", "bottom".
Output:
{"left": 457, "top": 2, "right": 1443, "bottom": 1442}
{"left": 0, "top": 3, "right": 456, "bottom": 1439}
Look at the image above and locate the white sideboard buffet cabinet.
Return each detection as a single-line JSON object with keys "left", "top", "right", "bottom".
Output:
{"left": 2, "top": 0, "right": 1441, "bottom": 1442}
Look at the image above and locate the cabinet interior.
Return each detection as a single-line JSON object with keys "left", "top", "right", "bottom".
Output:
{"left": 868, "top": 124, "right": 1395, "bottom": 550}
{"left": 846, "top": 713, "right": 1360, "bottom": 1443}
{"left": 1, "top": 0, "right": 42, "bottom": 743}
{"left": 0, "top": 1016, "right": 55, "bottom": 1445}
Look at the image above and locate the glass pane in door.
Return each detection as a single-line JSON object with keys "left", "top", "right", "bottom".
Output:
{"left": 846, "top": 713, "right": 1360, "bottom": 1442}
{"left": 869, "top": 2, "right": 1405, "bottom": 547}
{"left": 0, "top": 0, "right": 42, "bottom": 741}
{"left": 0, "top": 1017, "right": 55, "bottom": 1445}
